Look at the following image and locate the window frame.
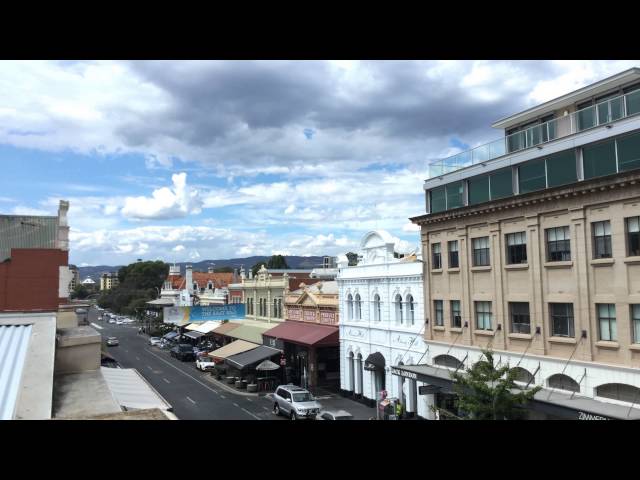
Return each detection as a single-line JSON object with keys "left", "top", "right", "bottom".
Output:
{"left": 474, "top": 301, "right": 492, "bottom": 330}
{"left": 450, "top": 300, "right": 461, "bottom": 328}
{"left": 431, "top": 243, "right": 442, "bottom": 270}
{"left": 505, "top": 231, "right": 528, "bottom": 265}
{"left": 597, "top": 303, "right": 617, "bottom": 342}
{"left": 434, "top": 300, "right": 444, "bottom": 326}
{"left": 546, "top": 226, "right": 571, "bottom": 262}
{"left": 472, "top": 236, "right": 490, "bottom": 267}
{"left": 632, "top": 304, "right": 640, "bottom": 344}
{"left": 509, "top": 302, "right": 531, "bottom": 334}
{"left": 626, "top": 216, "right": 640, "bottom": 257}
{"left": 448, "top": 240, "right": 459, "bottom": 268}
{"left": 592, "top": 221, "right": 613, "bottom": 259}
{"left": 550, "top": 303, "right": 575, "bottom": 338}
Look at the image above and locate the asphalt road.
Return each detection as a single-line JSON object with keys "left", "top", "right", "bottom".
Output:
{"left": 90, "top": 307, "right": 283, "bottom": 420}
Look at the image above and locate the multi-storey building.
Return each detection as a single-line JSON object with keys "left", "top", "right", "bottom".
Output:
{"left": 69, "top": 264, "right": 79, "bottom": 291}
{"left": 337, "top": 230, "right": 426, "bottom": 416}
{"left": 402, "top": 68, "right": 640, "bottom": 419}
{"left": 99, "top": 272, "right": 119, "bottom": 291}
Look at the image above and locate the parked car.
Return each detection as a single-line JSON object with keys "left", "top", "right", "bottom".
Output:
{"left": 196, "top": 356, "right": 216, "bottom": 371}
{"left": 108, "top": 319, "right": 116, "bottom": 324}
{"left": 149, "top": 337, "right": 163, "bottom": 346}
{"left": 106, "top": 337, "right": 119, "bottom": 346}
{"left": 317, "top": 410, "right": 353, "bottom": 420}
{"left": 171, "top": 344, "right": 196, "bottom": 361}
{"left": 273, "top": 385, "right": 322, "bottom": 420}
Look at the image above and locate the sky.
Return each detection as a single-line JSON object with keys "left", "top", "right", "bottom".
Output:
{"left": 1, "top": 60, "right": 638, "bottom": 266}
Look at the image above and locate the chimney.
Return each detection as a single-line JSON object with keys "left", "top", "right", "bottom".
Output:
{"left": 233, "top": 268, "right": 239, "bottom": 283}
{"left": 240, "top": 266, "right": 246, "bottom": 280}
{"left": 57, "top": 200, "right": 70, "bottom": 251}
{"left": 249, "top": 269, "right": 253, "bottom": 280}
{"left": 186, "top": 264, "right": 193, "bottom": 293}
{"left": 208, "top": 266, "right": 214, "bottom": 274}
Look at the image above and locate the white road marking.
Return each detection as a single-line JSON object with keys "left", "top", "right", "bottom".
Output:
{"left": 147, "top": 366, "right": 153, "bottom": 370}
{"left": 163, "top": 378, "right": 170, "bottom": 384}
{"left": 242, "top": 408, "right": 261, "bottom": 420}
{"left": 186, "top": 396, "right": 196, "bottom": 404}
{"left": 233, "top": 402, "right": 239, "bottom": 407}
{"left": 90, "top": 323, "right": 103, "bottom": 330}
{"left": 262, "top": 406, "right": 269, "bottom": 411}
{"left": 245, "top": 398, "right": 253, "bottom": 402}
{"left": 143, "top": 348, "right": 257, "bottom": 416}
{"left": 136, "top": 357, "right": 140, "bottom": 361}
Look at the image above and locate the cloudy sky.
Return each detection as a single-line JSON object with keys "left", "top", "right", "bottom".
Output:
{"left": 1, "top": 60, "right": 638, "bottom": 266}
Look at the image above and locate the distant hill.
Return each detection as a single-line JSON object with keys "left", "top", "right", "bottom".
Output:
{"left": 77, "top": 256, "right": 328, "bottom": 282}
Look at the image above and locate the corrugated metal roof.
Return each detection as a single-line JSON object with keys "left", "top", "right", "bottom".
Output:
{"left": 0, "top": 215, "right": 58, "bottom": 261}
{"left": 100, "top": 367, "right": 172, "bottom": 411}
{"left": 0, "top": 324, "right": 33, "bottom": 419}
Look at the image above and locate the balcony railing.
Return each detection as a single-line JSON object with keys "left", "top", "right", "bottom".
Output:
{"left": 428, "top": 89, "right": 640, "bottom": 178}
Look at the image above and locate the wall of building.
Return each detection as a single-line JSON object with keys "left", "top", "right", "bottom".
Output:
{"left": 0, "top": 248, "right": 69, "bottom": 312}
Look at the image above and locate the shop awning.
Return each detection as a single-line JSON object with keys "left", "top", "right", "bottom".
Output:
{"left": 190, "top": 321, "right": 221, "bottom": 334}
{"left": 185, "top": 323, "right": 202, "bottom": 331}
{"left": 262, "top": 321, "right": 339, "bottom": 347}
{"left": 225, "top": 323, "right": 274, "bottom": 344}
{"left": 211, "top": 322, "right": 241, "bottom": 336}
{"left": 162, "top": 331, "right": 179, "bottom": 340}
{"left": 364, "top": 352, "right": 386, "bottom": 371}
{"left": 183, "top": 331, "right": 205, "bottom": 340}
{"left": 101, "top": 367, "right": 172, "bottom": 412}
{"left": 225, "top": 345, "right": 281, "bottom": 370}
{"left": 208, "top": 340, "right": 258, "bottom": 360}
{"left": 146, "top": 298, "right": 175, "bottom": 306}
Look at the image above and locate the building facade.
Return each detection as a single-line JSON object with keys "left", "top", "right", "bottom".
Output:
{"left": 409, "top": 68, "right": 640, "bottom": 419}
{"left": 99, "top": 272, "right": 119, "bottom": 291}
{"left": 337, "top": 230, "right": 427, "bottom": 417}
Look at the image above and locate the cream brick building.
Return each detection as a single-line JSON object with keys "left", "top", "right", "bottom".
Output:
{"left": 398, "top": 68, "right": 640, "bottom": 420}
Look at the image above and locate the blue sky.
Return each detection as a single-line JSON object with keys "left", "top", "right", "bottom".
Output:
{"left": 0, "top": 60, "right": 638, "bottom": 266}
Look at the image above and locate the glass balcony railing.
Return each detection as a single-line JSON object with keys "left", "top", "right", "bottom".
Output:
{"left": 428, "top": 89, "right": 640, "bottom": 178}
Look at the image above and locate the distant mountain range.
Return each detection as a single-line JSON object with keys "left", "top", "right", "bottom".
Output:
{"left": 76, "top": 256, "right": 328, "bottom": 282}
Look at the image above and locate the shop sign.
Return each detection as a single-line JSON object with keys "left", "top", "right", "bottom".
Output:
{"left": 391, "top": 368, "right": 417, "bottom": 379}
{"left": 577, "top": 411, "right": 610, "bottom": 420}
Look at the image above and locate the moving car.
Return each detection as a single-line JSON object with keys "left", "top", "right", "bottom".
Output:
{"left": 108, "top": 319, "right": 116, "bottom": 324}
{"left": 272, "top": 385, "right": 322, "bottom": 420}
{"left": 170, "top": 344, "right": 196, "bottom": 361}
{"left": 106, "top": 337, "right": 119, "bottom": 346}
{"left": 195, "top": 356, "right": 216, "bottom": 371}
{"left": 149, "top": 337, "right": 163, "bottom": 346}
{"left": 317, "top": 410, "right": 353, "bottom": 420}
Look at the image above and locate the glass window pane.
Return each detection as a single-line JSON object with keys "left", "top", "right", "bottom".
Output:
{"left": 577, "top": 105, "right": 596, "bottom": 131}
{"left": 446, "top": 181, "right": 464, "bottom": 209}
{"left": 628, "top": 217, "right": 640, "bottom": 233}
{"left": 583, "top": 140, "right": 617, "bottom": 180}
{"left": 490, "top": 168, "right": 513, "bottom": 200}
{"left": 610, "top": 96, "right": 623, "bottom": 121}
{"left": 626, "top": 89, "right": 640, "bottom": 116}
{"left": 468, "top": 175, "right": 490, "bottom": 205}
{"left": 617, "top": 132, "right": 640, "bottom": 172}
{"left": 519, "top": 158, "right": 547, "bottom": 193}
{"left": 430, "top": 187, "right": 446, "bottom": 213}
{"left": 546, "top": 150, "right": 577, "bottom": 187}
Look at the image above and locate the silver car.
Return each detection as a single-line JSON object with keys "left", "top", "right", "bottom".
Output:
{"left": 272, "top": 385, "right": 321, "bottom": 420}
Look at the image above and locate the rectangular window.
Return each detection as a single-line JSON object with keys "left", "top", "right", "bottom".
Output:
{"left": 518, "top": 158, "right": 547, "bottom": 194}
{"left": 430, "top": 186, "right": 446, "bottom": 213}
{"left": 627, "top": 217, "right": 640, "bottom": 257}
{"left": 475, "top": 301, "right": 492, "bottom": 330}
{"left": 632, "top": 305, "right": 640, "bottom": 344}
{"left": 617, "top": 132, "right": 640, "bottom": 173}
{"left": 577, "top": 103, "right": 596, "bottom": 131}
{"left": 490, "top": 168, "right": 513, "bottom": 200}
{"left": 583, "top": 140, "right": 617, "bottom": 180}
{"left": 472, "top": 237, "right": 490, "bottom": 266}
{"left": 431, "top": 243, "right": 442, "bottom": 269}
{"left": 434, "top": 300, "right": 444, "bottom": 326}
{"left": 448, "top": 240, "right": 459, "bottom": 268}
{"left": 625, "top": 88, "right": 640, "bottom": 116}
{"left": 592, "top": 221, "right": 612, "bottom": 259}
{"left": 546, "top": 226, "right": 571, "bottom": 262}
{"left": 451, "top": 300, "right": 461, "bottom": 328}
{"left": 597, "top": 303, "right": 617, "bottom": 341}
{"left": 550, "top": 303, "right": 575, "bottom": 337}
{"left": 510, "top": 302, "right": 530, "bottom": 334}
{"left": 506, "top": 232, "right": 527, "bottom": 264}
{"left": 468, "top": 175, "right": 490, "bottom": 205}
{"left": 446, "top": 181, "right": 464, "bottom": 209}
{"left": 546, "top": 150, "right": 578, "bottom": 188}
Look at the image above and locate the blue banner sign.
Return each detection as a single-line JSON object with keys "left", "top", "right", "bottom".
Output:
{"left": 164, "top": 304, "right": 245, "bottom": 325}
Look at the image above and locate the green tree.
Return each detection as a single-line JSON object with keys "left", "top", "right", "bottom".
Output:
{"left": 267, "top": 254, "right": 289, "bottom": 270}
{"left": 345, "top": 252, "right": 358, "bottom": 266}
{"left": 450, "top": 349, "right": 541, "bottom": 420}
{"left": 213, "top": 266, "right": 233, "bottom": 273}
{"left": 70, "top": 284, "right": 89, "bottom": 299}
{"left": 251, "top": 261, "right": 267, "bottom": 277}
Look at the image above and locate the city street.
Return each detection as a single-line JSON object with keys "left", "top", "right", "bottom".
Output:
{"left": 90, "top": 307, "right": 284, "bottom": 420}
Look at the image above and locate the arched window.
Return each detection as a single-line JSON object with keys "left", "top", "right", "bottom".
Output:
{"left": 548, "top": 374, "right": 580, "bottom": 393}
{"left": 348, "top": 352, "right": 355, "bottom": 392}
{"left": 355, "top": 294, "right": 362, "bottom": 320}
{"left": 596, "top": 383, "right": 640, "bottom": 403}
{"left": 395, "top": 294, "right": 403, "bottom": 324}
{"left": 347, "top": 294, "right": 353, "bottom": 321}
{"left": 356, "top": 353, "right": 364, "bottom": 395}
{"left": 373, "top": 294, "right": 381, "bottom": 322}
{"left": 511, "top": 366, "right": 535, "bottom": 385}
{"left": 433, "top": 354, "right": 464, "bottom": 369}
{"left": 407, "top": 294, "right": 414, "bottom": 325}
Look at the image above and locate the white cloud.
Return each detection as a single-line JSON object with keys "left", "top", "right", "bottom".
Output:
{"left": 284, "top": 204, "right": 296, "bottom": 215}
{"left": 121, "top": 172, "right": 203, "bottom": 220}
{"left": 173, "top": 245, "right": 185, "bottom": 252}
{"left": 402, "top": 222, "right": 420, "bottom": 233}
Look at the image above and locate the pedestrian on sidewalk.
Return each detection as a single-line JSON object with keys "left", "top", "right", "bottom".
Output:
{"left": 396, "top": 401, "right": 404, "bottom": 420}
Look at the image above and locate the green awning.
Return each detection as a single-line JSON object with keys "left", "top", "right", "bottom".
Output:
{"left": 225, "top": 324, "right": 273, "bottom": 344}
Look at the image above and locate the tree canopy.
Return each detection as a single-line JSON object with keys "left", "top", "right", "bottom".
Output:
{"left": 251, "top": 255, "right": 289, "bottom": 276}
{"left": 450, "top": 349, "right": 541, "bottom": 420}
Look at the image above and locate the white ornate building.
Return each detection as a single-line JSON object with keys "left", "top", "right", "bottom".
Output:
{"left": 337, "top": 230, "right": 428, "bottom": 417}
